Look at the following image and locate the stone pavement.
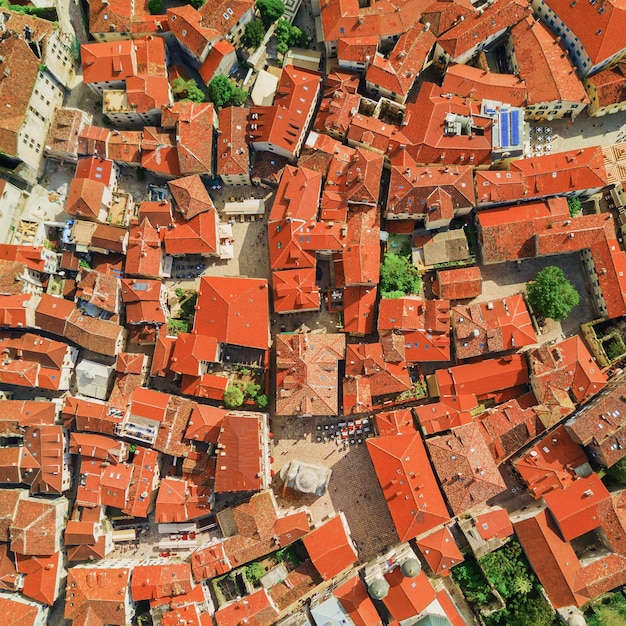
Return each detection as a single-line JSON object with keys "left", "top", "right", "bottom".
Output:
{"left": 270, "top": 415, "right": 399, "bottom": 563}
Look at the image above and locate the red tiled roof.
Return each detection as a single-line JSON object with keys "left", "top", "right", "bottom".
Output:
{"left": 382, "top": 567, "right": 437, "bottom": 622}
{"left": 437, "top": 0, "right": 530, "bottom": 60}
{"left": 275, "top": 333, "right": 345, "bottom": 416}
{"left": 368, "top": 431, "right": 450, "bottom": 540}
{"left": 333, "top": 575, "right": 382, "bottom": 626}
{"left": 214, "top": 412, "right": 266, "bottom": 493}
{"left": 248, "top": 66, "right": 321, "bottom": 157}
{"left": 374, "top": 408, "right": 416, "bottom": 436}
{"left": 170, "top": 332, "right": 219, "bottom": 376}
{"left": 168, "top": 175, "right": 215, "bottom": 220}
{"left": 302, "top": 514, "right": 358, "bottom": 580}
{"left": 66, "top": 177, "right": 107, "bottom": 221}
{"left": 81, "top": 39, "right": 137, "bottom": 84}
{"left": 268, "top": 165, "right": 322, "bottom": 223}
{"left": 543, "top": 472, "right": 609, "bottom": 541}
{"left": 435, "top": 266, "right": 482, "bottom": 300}
{"left": 342, "top": 285, "right": 377, "bottom": 336}
{"left": 126, "top": 218, "right": 163, "bottom": 278}
{"left": 194, "top": 276, "right": 270, "bottom": 351}
{"left": 166, "top": 5, "right": 219, "bottom": 59}
{"left": 337, "top": 35, "right": 378, "bottom": 63}
{"left": 142, "top": 127, "right": 181, "bottom": 177}
{"left": 365, "top": 25, "right": 435, "bottom": 98}
{"left": 441, "top": 63, "right": 527, "bottom": 106}
{"left": 402, "top": 83, "right": 493, "bottom": 166}
{"left": 130, "top": 386, "right": 170, "bottom": 422}
{"left": 155, "top": 477, "right": 210, "bottom": 523}
{"left": 529, "top": 336, "right": 607, "bottom": 409}
{"left": 131, "top": 563, "right": 194, "bottom": 601}
{"left": 587, "top": 62, "right": 626, "bottom": 108}
{"left": 65, "top": 566, "right": 132, "bottom": 625}
{"left": 511, "top": 16, "right": 588, "bottom": 107}
{"left": 416, "top": 525, "right": 464, "bottom": 576}
{"left": 473, "top": 507, "right": 513, "bottom": 541}
{"left": 161, "top": 102, "right": 216, "bottom": 176}
{"left": 0, "top": 593, "right": 43, "bottom": 625}
{"left": 387, "top": 150, "right": 475, "bottom": 219}
{"left": 217, "top": 106, "right": 250, "bottom": 178}
{"left": 199, "top": 38, "right": 235, "bottom": 84}
{"left": 138, "top": 200, "right": 173, "bottom": 229}
{"left": 378, "top": 297, "right": 451, "bottom": 362}
{"left": 427, "top": 422, "right": 507, "bottom": 514}
{"left": 540, "top": 0, "right": 626, "bottom": 68}
{"left": 214, "top": 588, "right": 278, "bottom": 626}
{"left": 434, "top": 353, "right": 528, "bottom": 398}
{"left": 451, "top": 294, "right": 537, "bottom": 359}
{"left": 342, "top": 204, "right": 381, "bottom": 286}
{"left": 414, "top": 394, "right": 476, "bottom": 435}
{"left": 514, "top": 508, "right": 587, "bottom": 608}
{"left": 272, "top": 268, "right": 320, "bottom": 313}
{"left": 475, "top": 398, "right": 545, "bottom": 463}
{"left": 16, "top": 551, "right": 61, "bottom": 606}
{"left": 514, "top": 425, "right": 591, "bottom": 499}
{"left": 163, "top": 209, "right": 219, "bottom": 257}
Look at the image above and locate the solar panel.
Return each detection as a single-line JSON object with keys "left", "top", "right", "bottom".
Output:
{"left": 511, "top": 110, "right": 520, "bottom": 145}
{"left": 500, "top": 113, "right": 509, "bottom": 149}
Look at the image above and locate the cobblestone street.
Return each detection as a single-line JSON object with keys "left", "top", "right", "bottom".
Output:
{"left": 270, "top": 415, "right": 399, "bottom": 563}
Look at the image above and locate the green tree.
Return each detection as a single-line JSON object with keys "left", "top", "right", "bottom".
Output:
{"left": 224, "top": 385, "right": 244, "bottom": 408}
{"left": 244, "top": 383, "right": 261, "bottom": 399}
{"left": 274, "top": 18, "right": 291, "bottom": 44}
{"left": 208, "top": 75, "right": 234, "bottom": 107}
{"left": 256, "top": 394, "right": 268, "bottom": 409}
{"left": 276, "top": 41, "right": 288, "bottom": 56}
{"left": 244, "top": 562, "right": 265, "bottom": 583}
{"left": 380, "top": 252, "right": 421, "bottom": 298}
{"left": 185, "top": 84, "right": 206, "bottom": 103}
{"left": 148, "top": 0, "right": 163, "bottom": 14}
{"left": 190, "top": 0, "right": 206, "bottom": 7}
{"left": 567, "top": 196, "right": 582, "bottom": 217}
{"left": 230, "top": 86, "right": 248, "bottom": 106}
{"left": 243, "top": 19, "right": 265, "bottom": 48}
{"left": 257, "top": 0, "right": 284, "bottom": 27}
{"left": 526, "top": 265, "right": 580, "bottom": 322}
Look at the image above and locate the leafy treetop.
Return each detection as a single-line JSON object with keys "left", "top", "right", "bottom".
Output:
{"left": 380, "top": 252, "right": 421, "bottom": 299}
{"left": 526, "top": 265, "right": 580, "bottom": 322}
{"left": 256, "top": 0, "right": 285, "bottom": 27}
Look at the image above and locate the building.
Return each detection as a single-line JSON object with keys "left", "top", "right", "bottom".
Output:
{"left": 435, "top": 0, "right": 531, "bottom": 66}
{"left": 337, "top": 35, "right": 378, "bottom": 72}
{"left": 0, "top": 36, "right": 64, "bottom": 181}
{"left": 565, "top": 377, "right": 626, "bottom": 467}
{"left": 303, "top": 514, "right": 358, "bottom": 580}
{"left": 194, "top": 276, "right": 271, "bottom": 368}
{"left": 434, "top": 266, "right": 483, "bottom": 300}
{"left": 248, "top": 65, "right": 322, "bottom": 160}
{"left": 199, "top": 39, "right": 237, "bottom": 85}
{"left": 45, "top": 108, "right": 93, "bottom": 163}
{"left": 365, "top": 24, "right": 436, "bottom": 104}
{"left": 367, "top": 430, "right": 450, "bottom": 541}
{"left": 167, "top": 5, "right": 220, "bottom": 66}
{"left": 531, "top": 0, "right": 626, "bottom": 77}
{"left": 275, "top": 333, "right": 346, "bottom": 416}
{"left": 451, "top": 294, "right": 537, "bottom": 360}
{"left": 377, "top": 297, "right": 451, "bottom": 362}
{"left": 585, "top": 62, "right": 626, "bottom": 116}
{"left": 213, "top": 411, "right": 271, "bottom": 494}
{"left": 217, "top": 106, "right": 250, "bottom": 185}
{"left": 0, "top": 332, "right": 78, "bottom": 391}
{"left": 427, "top": 422, "right": 507, "bottom": 514}
{"left": 416, "top": 525, "right": 464, "bottom": 576}
{"left": 441, "top": 63, "right": 528, "bottom": 108}
{"left": 214, "top": 588, "right": 279, "bottom": 626}
{"left": 65, "top": 565, "right": 134, "bottom": 625}
{"left": 507, "top": 16, "right": 589, "bottom": 120}
{"left": 386, "top": 150, "right": 475, "bottom": 224}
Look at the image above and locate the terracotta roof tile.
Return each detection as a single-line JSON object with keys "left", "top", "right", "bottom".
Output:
{"left": 302, "top": 514, "right": 358, "bottom": 580}
{"left": 217, "top": 106, "right": 250, "bottom": 178}
{"left": 416, "top": 525, "right": 464, "bottom": 575}
{"left": 131, "top": 563, "right": 194, "bottom": 601}
{"left": 272, "top": 268, "right": 320, "bottom": 314}
{"left": 382, "top": 567, "right": 436, "bottom": 622}
{"left": 451, "top": 294, "right": 536, "bottom": 359}
{"left": 435, "top": 266, "right": 482, "bottom": 300}
{"left": 276, "top": 333, "right": 346, "bottom": 416}
{"left": 368, "top": 430, "right": 450, "bottom": 540}
{"left": 427, "top": 422, "right": 507, "bottom": 514}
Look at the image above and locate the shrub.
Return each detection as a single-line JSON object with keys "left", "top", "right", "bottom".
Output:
{"left": 243, "top": 19, "right": 265, "bottom": 48}
{"left": 224, "top": 385, "right": 244, "bottom": 408}
{"left": 256, "top": 394, "right": 269, "bottom": 409}
{"left": 148, "top": 0, "right": 163, "bottom": 14}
